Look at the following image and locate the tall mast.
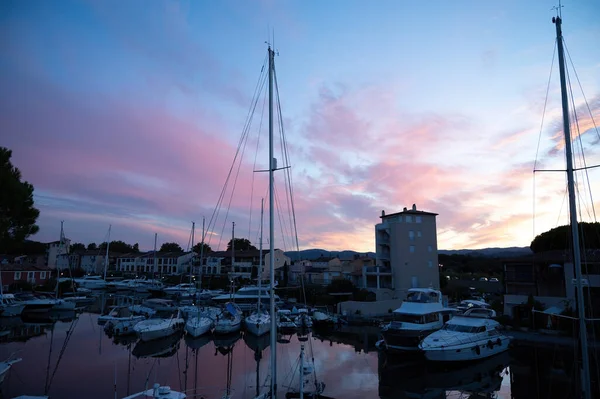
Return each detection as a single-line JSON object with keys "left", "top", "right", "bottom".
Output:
{"left": 258, "top": 198, "right": 264, "bottom": 313}
{"left": 189, "top": 221, "right": 195, "bottom": 283}
{"left": 268, "top": 45, "right": 277, "bottom": 397}
{"left": 199, "top": 217, "right": 205, "bottom": 286}
{"left": 154, "top": 233, "right": 158, "bottom": 278}
{"left": 232, "top": 222, "right": 235, "bottom": 270}
{"left": 104, "top": 225, "right": 111, "bottom": 280}
{"left": 553, "top": 15, "right": 591, "bottom": 399}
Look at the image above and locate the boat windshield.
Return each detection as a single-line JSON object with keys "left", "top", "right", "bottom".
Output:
{"left": 406, "top": 291, "right": 438, "bottom": 303}
{"left": 442, "top": 324, "right": 486, "bottom": 333}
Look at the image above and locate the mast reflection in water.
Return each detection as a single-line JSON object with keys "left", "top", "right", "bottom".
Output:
{"left": 0, "top": 309, "right": 597, "bottom": 398}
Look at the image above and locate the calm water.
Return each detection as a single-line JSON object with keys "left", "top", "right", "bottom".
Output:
{"left": 0, "top": 297, "right": 594, "bottom": 399}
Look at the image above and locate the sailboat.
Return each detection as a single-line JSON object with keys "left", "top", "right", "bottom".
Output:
{"left": 550, "top": 13, "right": 594, "bottom": 399}
{"left": 245, "top": 199, "right": 271, "bottom": 336}
{"left": 185, "top": 218, "right": 215, "bottom": 338}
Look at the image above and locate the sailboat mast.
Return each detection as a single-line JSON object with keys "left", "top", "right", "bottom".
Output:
{"left": 104, "top": 225, "right": 111, "bottom": 280}
{"left": 268, "top": 45, "right": 277, "bottom": 397}
{"left": 154, "top": 233, "right": 158, "bottom": 278}
{"left": 553, "top": 15, "right": 591, "bottom": 399}
{"left": 189, "top": 221, "right": 195, "bottom": 283}
{"left": 199, "top": 217, "right": 205, "bottom": 285}
{"left": 258, "top": 198, "right": 264, "bottom": 313}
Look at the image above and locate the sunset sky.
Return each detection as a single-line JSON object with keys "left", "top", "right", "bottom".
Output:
{"left": 1, "top": 0, "right": 599, "bottom": 253}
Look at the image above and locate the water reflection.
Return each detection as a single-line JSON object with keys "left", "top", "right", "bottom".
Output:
{"left": 0, "top": 296, "right": 595, "bottom": 399}
{"left": 378, "top": 351, "right": 510, "bottom": 398}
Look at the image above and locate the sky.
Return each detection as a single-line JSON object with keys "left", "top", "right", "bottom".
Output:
{"left": 1, "top": 0, "right": 600, "bottom": 253}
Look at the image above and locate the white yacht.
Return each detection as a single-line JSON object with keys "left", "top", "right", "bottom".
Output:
{"left": 129, "top": 298, "right": 178, "bottom": 317}
{"left": 72, "top": 275, "right": 106, "bottom": 289}
{"left": 419, "top": 308, "right": 511, "bottom": 362}
{"left": 13, "top": 293, "right": 57, "bottom": 313}
{"left": 212, "top": 286, "right": 281, "bottom": 312}
{"left": 163, "top": 283, "right": 196, "bottom": 296}
{"left": 380, "top": 288, "right": 456, "bottom": 352}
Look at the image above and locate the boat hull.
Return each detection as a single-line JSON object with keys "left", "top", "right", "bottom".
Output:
{"left": 105, "top": 316, "right": 146, "bottom": 336}
{"left": 134, "top": 318, "right": 185, "bottom": 342}
{"left": 245, "top": 318, "right": 270, "bottom": 336}
{"left": 0, "top": 304, "right": 25, "bottom": 317}
{"left": 422, "top": 336, "right": 511, "bottom": 362}
{"left": 185, "top": 317, "right": 212, "bottom": 337}
{"left": 381, "top": 327, "right": 438, "bottom": 352}
{"left": 214, "top": 319, "right": 241, "bottom": 335}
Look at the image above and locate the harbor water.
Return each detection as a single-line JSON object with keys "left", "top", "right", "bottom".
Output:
{"left": 0, "top": 296, "right": 596, "bottom": 398}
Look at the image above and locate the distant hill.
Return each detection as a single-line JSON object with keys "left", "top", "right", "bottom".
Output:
{"left": 285, "top": 246, "right": 532, "bottom": 260}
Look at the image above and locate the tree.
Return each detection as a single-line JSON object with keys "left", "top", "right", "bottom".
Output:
{"left": 226, "top": 238, "right": 257, "bottom": 252}
{"left": 0, "top": 147, "right": 40, "bottom": 253}
{"left": 70, "top": 243, "right": 85, "bottom": 252}
{"left": 99, "top": 240, "right": 135, "bottom": 253}
{"left": 133, "top": 243, "right": 139, "bottom": 252}
{"left": 87, "top": 243, "right": 97, "bottom": 251}
{"left": 192, "top": 242, "right": 212, "bottom": 254}
{"left": 160, "top": 242, "right": 183, "bottom": 252}
{"left": 530, "top": 222, "right": 600, "bottom": 253}
{"left": 282, "top": 262, "right": 289, "bottom": 287}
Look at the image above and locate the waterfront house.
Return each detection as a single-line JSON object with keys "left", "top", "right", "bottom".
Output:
{"left": 56, "top": 250, "right": 119, "bottom": 274}
{"left": 373, "top": 204, "right": 440, "bottom": 300}
{"left": 0, "top": 263, "right": 51, "bottom": 291}
{"left": 116, "top": 251, "right": 195, "bottom": 275}
{"left": 202, "top": 249, "right": 290, "bottom": 280}
{"left": 503, "top": 249, "right": 600, "bottom": 319}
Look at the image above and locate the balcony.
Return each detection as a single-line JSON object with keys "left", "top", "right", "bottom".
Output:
{"left": 364, "top": 266, "right": 392, "bottom": 275}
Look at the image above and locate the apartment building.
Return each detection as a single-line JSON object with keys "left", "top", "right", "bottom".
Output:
{"left": 374, "top": 204, "right": 440, "bottom": 299}
{"left": 117, "top": 252, "right": 195, "bottom": 275}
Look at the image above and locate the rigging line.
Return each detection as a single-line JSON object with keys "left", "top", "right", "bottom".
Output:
{"left": 249, "top": 82, "right": 268, "bottom": 241}
{"left": 273, "top": 181, "right": 290, "bottom": 252}
{"left": 565, "top": 47, "right": 597, "bottom": 223}
{"left": 213, "top": 70, "right": 269, "bottom": 250}
{"left": 534, "top": 38, "right": 557, "bottom": 171}
{"left": 47, "top": 316, "right": 80, "bottom": 392}
{"left": 564, "top": 41, "right": 600, "bottom": 144}
{"left": 275, "top": 78, "right": 296, "bottom": 252}
{"left": 274, "top": 67, "right": 301, "bottom": 252}
{"left": 205, "top": 58, "right": 268, "bottom": 249}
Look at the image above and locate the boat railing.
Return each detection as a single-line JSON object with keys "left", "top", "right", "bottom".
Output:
{"left": 431, "top": 331, "right": 500, "bottom": 349}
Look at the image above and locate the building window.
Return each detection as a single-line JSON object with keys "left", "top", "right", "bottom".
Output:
{"left": 28, "top": 272, "right": 34, "bottom": 280}
{"left": 409, "top": 245, "right": 415, "bottom": 253}
{"left": 41, "top": 272, "right": 47, "bottom": 279}
{"left": 428, "top": 261, "right": 433, "bottom": 268}
{"left": 14, "top": 272, "right": 22, "bottom": 280}
{"left": 428, "top": 245, "right": 432, "bottom": 252}
{"left": 416, "top": 216, "right": 422, "bottom": 223}
{"left": 417, "top": 231, "right": 422, "bottom": 237}
{"left": 405, "top": 215, "right": 413, "bottom": 223}
{"left": 409, "top": 231, "right": 415, "bottom": 241}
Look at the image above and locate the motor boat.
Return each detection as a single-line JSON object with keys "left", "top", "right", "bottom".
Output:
{"left": 0, "top": 356, "right": 21, "bottom": 384}
{"left": 72, "top": 275, "right": 107, "bottom": 289}
{"left": 129, "top": 299, "right": 178, "bottom": 317}
{"left": 294, "top": 308, "right": 312, "bottom": 329}
{"left": 133, "top": 313, "right": 185, "bottom": 342}
{"left": 212, "top": 285, "right": 282, "bottom": 312}
{"left": 380, "top": 288, "right": 456, "bottom": 352}
{"left": 0, "top": 295, "right": 25, "bottom": 317}
{"left": 213, "top": 302, "right": 242, "bottom": 335}
{"left": 163, "top": 283, "right": 196, "bottom": 297}
{"left": 419, "top": 308, "right": 511, "bottom": 362}
{"left": 12, "top": 293, "right": 58, "bottom": 313}
{"left": 102, "top": 306, "right": 146, "bottom": 336}
{"left": 277, "top": 309, "right": 297, "bottom": 331}
{"left": 245, "top": 308, "right": 270, "bottom": 336}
